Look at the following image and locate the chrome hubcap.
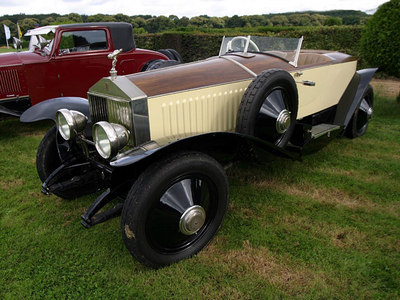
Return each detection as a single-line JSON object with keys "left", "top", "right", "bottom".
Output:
{"left": 276, "top": 109, "right": 291, "bottom": 134}
{"left": 179, "top": 205, "right": 206, "bottom": 235}
{"left": 366, "top": 107, "right": 373, "bottom": 120}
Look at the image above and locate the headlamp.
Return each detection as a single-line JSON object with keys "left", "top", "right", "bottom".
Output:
{"left": 93, "top": 121, "right": 130, "bottom": 159}
{"left": 56, "top": 109, "right": 88, "bottom": 140}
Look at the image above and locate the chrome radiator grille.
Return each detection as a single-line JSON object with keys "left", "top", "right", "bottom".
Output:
{"left": 89, "top": 94, "right": 108, "bottom": 123}
{"left": 0, "top": 69, "right": 22, "bottom": 94}
{"left": 88, "top": 94, "right": 134, "bottom": 144}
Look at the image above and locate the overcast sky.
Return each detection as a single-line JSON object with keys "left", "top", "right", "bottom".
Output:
{"left": 1, "top": 0, "right": 389, "bottom": 17}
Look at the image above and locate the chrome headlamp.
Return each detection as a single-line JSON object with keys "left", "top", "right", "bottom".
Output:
{"left": 56, "top": 109, "right": 88, "bottom": 140}
{"left": 93, "top": 121, "right": 130, "bottom": 159}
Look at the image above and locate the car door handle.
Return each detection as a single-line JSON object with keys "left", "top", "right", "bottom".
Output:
{"left": 296, "top": 80, "right": 316, "bottom": 86}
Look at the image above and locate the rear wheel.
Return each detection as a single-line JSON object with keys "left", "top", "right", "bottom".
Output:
{"left": 346, "top": 84, "right": 374, "bottom": 138}
{"left": 121, "top": 152, "right": 229, "bottom": 268}
{"left": 236, "top": 69, "right": 298, "bottom": 148}
{"left": 144, "top": 59, "right": 181, "bottom": 71}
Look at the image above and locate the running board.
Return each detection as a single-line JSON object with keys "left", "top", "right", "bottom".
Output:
{"left": 310, "top": 124, "right": 341, "bottom": 139}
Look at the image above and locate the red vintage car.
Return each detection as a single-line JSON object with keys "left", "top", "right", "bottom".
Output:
{"left": 0, "top": 22, "right": 181, "bottom": 117}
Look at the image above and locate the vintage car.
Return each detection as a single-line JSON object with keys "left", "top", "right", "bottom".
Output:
{"left": 21, "top": 35, "right": 376, "bottom": 268}
{"left": 0, "top": 22, "right": 181, "bottom": 117}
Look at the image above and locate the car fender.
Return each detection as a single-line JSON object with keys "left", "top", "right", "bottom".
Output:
{"left": 20, "top": 97, "right": 90, "bottom": 123}
{"left": 110, "top": 132, "right": 300, "bottom": 168}
{"left": 334, "top": 68, "right": 378, "bottom": 128}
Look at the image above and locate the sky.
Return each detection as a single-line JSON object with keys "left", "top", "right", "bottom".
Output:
{"left": 1, "top": 0, "right": 389, "bottom": 17}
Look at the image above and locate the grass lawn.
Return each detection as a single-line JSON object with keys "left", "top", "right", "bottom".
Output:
{"left": 0, "top": 95, "right": 399, "bottom": 299}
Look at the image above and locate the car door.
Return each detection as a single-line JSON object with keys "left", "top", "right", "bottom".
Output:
{"left": 52, "top": 28, "right": 113, "bottom": 98}
{"left": 294, "top": 60, "right": 358, "bottom": 119}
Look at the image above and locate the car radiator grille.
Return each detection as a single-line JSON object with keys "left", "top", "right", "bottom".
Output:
{"left": 0, "top": 69, "right": 22, "bottom": 94}
{"left": 88, "top": 94, "right": 135, "bottom": 145}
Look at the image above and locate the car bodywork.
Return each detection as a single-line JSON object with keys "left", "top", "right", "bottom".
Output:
{"left": 25, "top": 36, "right": 376, "bottom": 268}
{"left": 0, "top": 22, "right": 172, "bottom": 116}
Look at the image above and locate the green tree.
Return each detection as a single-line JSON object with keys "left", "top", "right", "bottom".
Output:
{"left": 145, "top": 16, "right": 174, "bottom": 33}
{"left": 189, "top": 16, "right": 211, "bottom": 28}
{"left": 226, "top": 15, "right": 245, "bottom": 28}
{"left": 177, "top": 16, "right": 189, "bottom": 27}
{"left": 67, "top": 13, "right": 83, "bottom": 23}
{"left": 270, "top": 15, "right": 289, "bottom": 26}
{"left": 41, "top": 17, "right": 55, "bottom": 26}
{"left": 342, "top": 15, "right": 361, "bottom": 25}
{"left": 361, "top": 0, "right": 400, "bottom": 77}
{"left": 19, "top": 18, "right": 39, "bottom": 33}
{"left": 324, "top": 17, "right": 342, "bottom": 26}
{"left": 288, "top": 14, "right": 312, "bottom": 26}
{"left": 114, "top": 13, "right": 131, "bottom": 23}
{"left": 310, "top": 14, "right": 326, "bottom": 26}
{"left": 86, "top": 14, "right": 115, "bottom": 23}
{"left": 132, "top": 17, "right": 146, "bottom": 28}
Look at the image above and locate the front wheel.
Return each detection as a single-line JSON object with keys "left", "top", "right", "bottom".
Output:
{"left": 36, "top": 126, "right": 62, "bottom": 182}
{"left": 121, "top": 152, "right": 229, "bottom": 268}
{"left": 36, "top": 126, "right": 96, "bottom": 199}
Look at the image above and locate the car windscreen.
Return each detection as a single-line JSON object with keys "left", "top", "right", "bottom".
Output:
{"left": 219, "top": 36, "right": 303, "bottom": 67}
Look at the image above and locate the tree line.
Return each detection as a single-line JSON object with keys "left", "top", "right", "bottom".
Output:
{"left": 0, "top": 10, "right": 370, "bottom": 42}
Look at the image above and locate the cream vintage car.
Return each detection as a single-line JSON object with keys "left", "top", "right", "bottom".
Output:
{"left": 21, "top": 36, "right": 376, "bottom": 268}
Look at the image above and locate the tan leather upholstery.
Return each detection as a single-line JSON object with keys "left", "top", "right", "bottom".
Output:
{"left": 297, "top": 53, "right": 331, "bottom": 66}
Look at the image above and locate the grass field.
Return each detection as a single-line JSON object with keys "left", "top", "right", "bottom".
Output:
{"left": 0, "top": 95, "right": 399, "bottom": 299}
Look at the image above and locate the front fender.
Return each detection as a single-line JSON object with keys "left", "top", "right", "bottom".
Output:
{"left": 110, "top": 132, "right": 300, "bottom": 168}
{"left": 20, "top": 97, "right": 90, "bottom": 123}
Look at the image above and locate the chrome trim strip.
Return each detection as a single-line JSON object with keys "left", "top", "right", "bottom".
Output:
{"left": 220, "top": 56, "right": 257, "bottom": 77}
{"left": 0, "top": 95, "right": 29, "bottom": 102}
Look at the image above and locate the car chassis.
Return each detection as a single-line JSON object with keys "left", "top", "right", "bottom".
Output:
{"left": 21, "top": 35, "right": 376, "bottom": 268}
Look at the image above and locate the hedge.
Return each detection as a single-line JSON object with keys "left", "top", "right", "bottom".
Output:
{"left": 135, "top": 26, "right": 368, "bottom": 68}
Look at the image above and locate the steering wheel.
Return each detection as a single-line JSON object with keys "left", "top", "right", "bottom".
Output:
{"left": 227, "top": 36, "right": 260, "bottom": 52}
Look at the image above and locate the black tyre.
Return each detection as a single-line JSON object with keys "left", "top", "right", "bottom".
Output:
{"left": 236, "top": 69, "right": 298, "bottom": 148}
{"left": 36, "top": 126, "right": 94, "bottom": 199}
{"left": 166, "top": 48, "right": 183, "bottom": 63}
{"left": 121, "top": 152, "right": 229, "bottom": 268}
{"left": 146, "top": 59, "right": 181, "bottom": 71}
{"left": 345, "top": 84, "right": 374, "bottom": 138}
{"left": 36, "top": 126, "right": 62, "bottom": 182}
{"left": 157, "top": 49, "right": 175, "bottom": 60}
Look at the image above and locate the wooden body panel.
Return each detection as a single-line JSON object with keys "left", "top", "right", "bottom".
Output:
{"left": 142, "top": 52, "right": 357, "bottom": 142}
{"left": 126, "top": 51, "right": 355, "bottom": 98}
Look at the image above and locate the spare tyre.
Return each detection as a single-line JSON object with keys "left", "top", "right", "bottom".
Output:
{"left": 236, "top": 69, "right": 298, "bottom": 148}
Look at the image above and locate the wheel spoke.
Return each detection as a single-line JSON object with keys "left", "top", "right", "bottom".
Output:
{"left": 256, "top": 88, "right": 291, "bottom": 144}
{"left": 160, "top": 178, "right": 194, "bottom": 214}
{"left": 259, "top": 89, "right": 286, "bottom": 119}
{"left": 267, "top": 89, "right": 286, "bottom": 112}
{"left": 147, "top": 176, "right": 215, "bottom": 251}
{"left": 359, "top": 99, "right": 370, "bottom": 113}
{"left": 356, "top": 99, "right": 372, "bottom": 132}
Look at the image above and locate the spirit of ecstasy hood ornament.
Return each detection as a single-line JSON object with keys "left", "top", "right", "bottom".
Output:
{"left": 108, "top": 49, "right": 123, "bottom": 80}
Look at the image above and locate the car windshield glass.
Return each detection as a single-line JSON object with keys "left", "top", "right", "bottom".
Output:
{"left": 219, "top": 36, "right": 303, "bottom": 67}
{"left": 28, "top": 33, "right": 55, "bottom": 55}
